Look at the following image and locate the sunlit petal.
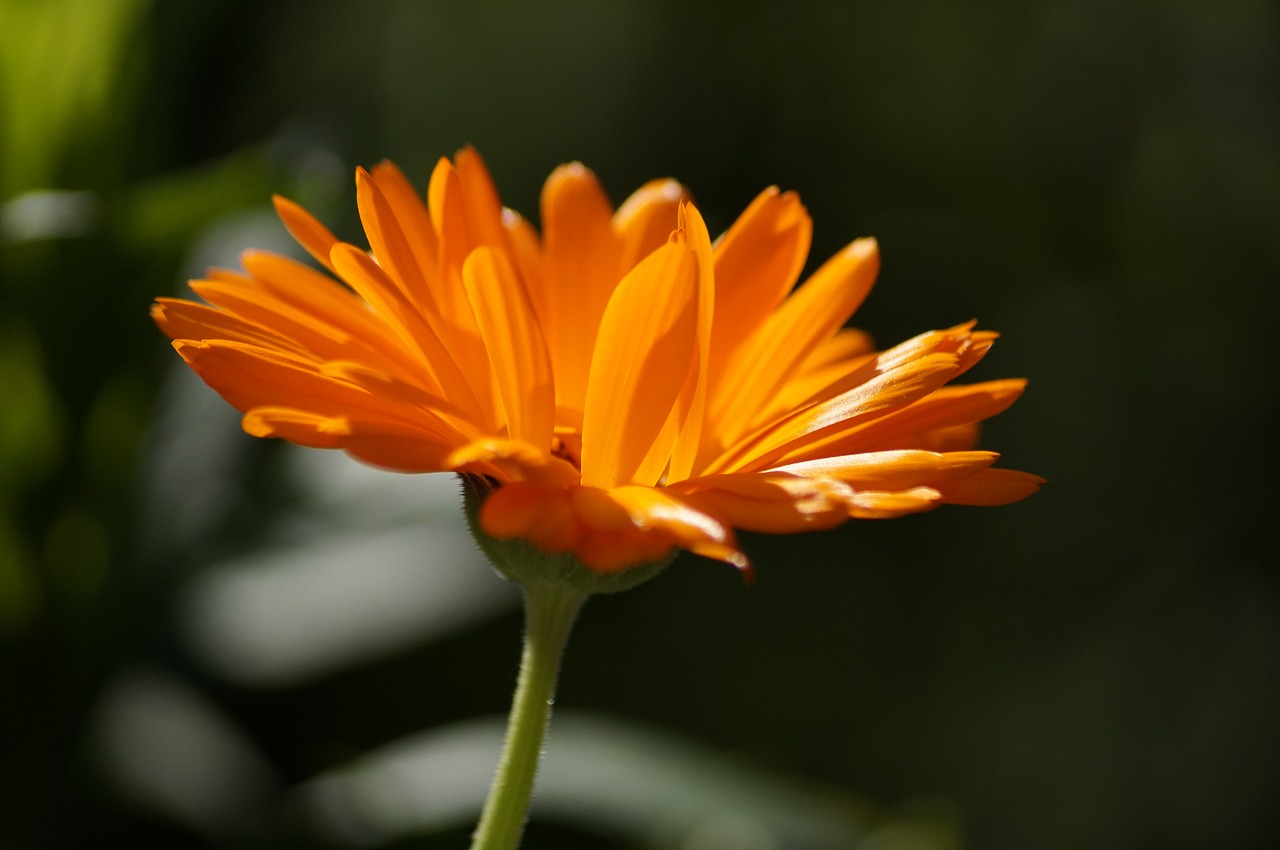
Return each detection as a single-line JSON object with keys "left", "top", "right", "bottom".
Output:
{"left": 539, "top": 162, "right": 623, "bottom": 409}
{"left": 580, "top": 241, "right": 700, "bottom": 488}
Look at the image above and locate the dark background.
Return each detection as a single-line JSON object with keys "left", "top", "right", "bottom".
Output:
{"left": 2, "top": 1, "right": 1277, "bottom": 848}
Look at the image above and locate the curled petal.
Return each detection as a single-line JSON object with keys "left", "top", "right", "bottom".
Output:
{"left": 446, "top": 439, "right": 579, "bottom": 487}
{"left": 481, "top": 483, "right": 746, "bottom": 572}
{"left": 842, "top": 486, "right": 943, "bottom": 519}
{"left": 770, "top": 449, "right": 999, "bottom": 491}
{"left": 672, "top": 473, "right": 850, "bottom": 534}
{"left": 242, "top": 406, "right": 349, "bottom": 447}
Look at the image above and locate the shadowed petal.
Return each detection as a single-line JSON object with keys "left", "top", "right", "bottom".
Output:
{"left": 935, "top": 468, "right": 1046, "bottom": 505}
{"left": 462, "top": 247, "right": 555, "bottom": 448}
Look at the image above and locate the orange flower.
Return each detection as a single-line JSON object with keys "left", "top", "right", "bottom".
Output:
{"left": 153, "top": 149, "right": 1042, "bottom": 573}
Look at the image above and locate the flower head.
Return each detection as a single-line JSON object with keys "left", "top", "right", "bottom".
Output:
{"left": 153, "top": 149, "right": 1041, "bottom": 573}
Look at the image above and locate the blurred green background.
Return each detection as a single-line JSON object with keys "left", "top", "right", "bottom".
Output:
{"left": 2, "top": 0, "right": 1277, "bottom": 848}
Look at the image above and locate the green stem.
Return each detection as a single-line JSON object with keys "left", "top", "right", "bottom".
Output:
{"left": 469, "top": 580, "right": 588, "bottom": 850}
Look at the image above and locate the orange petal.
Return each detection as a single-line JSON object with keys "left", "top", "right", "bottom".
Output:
{"left": 455, "top": 146, "right": 512, "bottom": 253}
{"left": 539, "top": 162, "right": 624, "bottom": 409}
{"left": 842, "top": 487, "right": 942, "bottom": 518}
{"left": 571, "top": 485, "right": 745, "bottom": 571}
{"left": 666, "top": 202, "right": 716, "bottom": 484}
{"left": 580, "top": 241, "right": 700, "bottom": 488}
{"left": 480, "top": 482, "right": 583, "bottom": 553}
{"left": 240, "top": 251, "right": 427, "bottom": 383}
{"left": 709, "top": 187, "right": 812, "bottom": 364}
{"left": 935, "top": 468, "right": 1045, "bottom": 506}
{"left": 799, "top": 328, "right": 876, "bottom": 372}
{"left": 613, "top": 178, "right": 687, "bottom": 269}
{"left": 241, "top": 406, "right": 349, "bottom": 447}
{"left": 368, "top": 160, "right": 439, "bottom": 277}
{"left": 152, "top": 298, "right": 303, "bottom": 354}
{"left": 571, "top": 530, "right": 675, "bottom": 573}
{"left": 172, "top": 339, "right": 468, "bottom": 443}
{"left": 462, "top": 247, "right": 555, "bottom": 447}
{"left": 672, "top": 473, "right": 850, "bottom": 534}
{"left": 425, "top": 157, "right": 475, "bottom": 319}
{"left": 912, "top": 423, "right": 981, "bottom": 453}
{"left": 188, "top": 279, "right": 357, "bottom": 355}
{"left": 330, "top": 242, "right": 491, "bottom": 428}
{"left": 272, "top": 195, "right": 340, "bottom": 274}
{"left": 501, "top": 208, "right": 546, "bottom": 308}
{"left": 711, "top": 350, "right": 962, "bottom": 474}
{"left": 770, "top": 449, "right": 999, "bottom": 491}
{"left": 169, "top": 338, "right": 326, "bottom": 411}
{"left": 339, "top": 430, "right": 456, "bottom": 473}
{"left": 832, "top": 379, "right": 1027, "bottom": 454}
{"left": 356, "top": 167, "right": 434, "bottom": 316}
{"left": 711, "top": 237, "right": 879, "bottom": 445}
{"left": 445, "top": 438, "right": 579, "bottom": 487}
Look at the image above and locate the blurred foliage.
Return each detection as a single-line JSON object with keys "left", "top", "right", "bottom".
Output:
{"left": 2, "top": 0, "right": 1278, "bottom": 849}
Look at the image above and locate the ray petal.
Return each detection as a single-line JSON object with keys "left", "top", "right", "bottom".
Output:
{"left": 272, "top": 195, "right": 340, "bottom": 274}
{"left": 368, "top": 160, "right": 439, "bottom": 276}
{"left": 711, "top": 238, "right": 879, "bottom": 442}
{"left": 455, "top": 146, "right": 512, "bottom": 252}
{"left": 671, "top": 472, "right": 850, "bottom": 534}
{"left": 172, "top": 340, "right": 471, "bottom": 446}
{"left": 666, "top": 202, "right": 716, "bottom": 484}
{"left": 330, "top": 242, "right": 491, "bottom": 428}
{"left": 935, "top": 468, "right": 1046, "bottom": 506}
{"left": 462, "top": 247, "right": 556, "bottom": 447}
{"left": 540, "top": 162, "right": 624, "bottom": 409}
{"left": 843, "top": 486, "right": 943, "bottom": 518}
{"left": 710, "top": 351, "right": 962, "bottom": 474}
{"left": 709, "top": 187, "right": 812, "bottom": 362}
{"left": 770, "top": 449, "right": 999, "bottom": 490}
{"left": 355, "top": 167, "right": 434, "bottom": 315}
{"left": 828, "top": 379, "right": 1028, "bottom": 454}
{"left": 579, "top": 242, "right": 700, "bottom": 488}
{"left": 152, "top": 298, "right": 304, "bottom": 354}
{"left": 613, "top": 178, "right": 687, "bottom": 269}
